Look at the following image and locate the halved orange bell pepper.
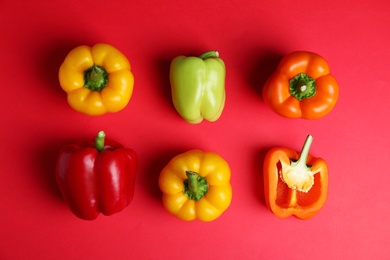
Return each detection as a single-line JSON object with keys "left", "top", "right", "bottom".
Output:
{"left": 263, "top": 135, "right": 328, "bottom": 219}
{"left": 262, "top": 51, "right": 339, "bottom": 119}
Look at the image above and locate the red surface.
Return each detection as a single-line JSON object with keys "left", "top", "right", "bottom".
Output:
{"left": 1, "top": 0, "right": 390, "bottom": 259}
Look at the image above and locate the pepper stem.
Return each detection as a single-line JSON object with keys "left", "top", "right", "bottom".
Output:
{"left": 291, "top": 135, "right": 313, "bottom": 169}
{"left": 184, "top": 171, "right": 209, "bottom": 201}
{"left": 289, "top": 73, "right": 316, "bottom": 100}
{"left": 84, "top": 65, "right": 108, "bottom": 91}
{"left": 280, "top": 135, "right": 316, "bottom": 192}
{"left": 95, "top": 131, "right": 106, "bottom": 152}
{"left": 199, "top": 50, "right": 219, "bottom": 60}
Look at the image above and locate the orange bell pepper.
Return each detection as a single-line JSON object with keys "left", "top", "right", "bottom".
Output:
{"left": 262, "top": 51, "right": 339, "bottom": 119}
{"left": 263, "top": 135, "right": 328, "bottom": 219}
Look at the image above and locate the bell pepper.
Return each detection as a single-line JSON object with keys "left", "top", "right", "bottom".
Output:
{"left": 263, "top": 135, "right": 328, "bottom": 219}
{"left": 55, "top": 131, "right": 138, "bottom": 220}
{"left": 262, "top": 51, "right": 339, "bottom": 119}
{"left": 59, "top": 43, "right": 134, "bottom": 116}
{"left": 159, "top": 150, "right": 232, "bottom": 221}
{"left": 169, "top": 50, "right": 226, "bottom": 124}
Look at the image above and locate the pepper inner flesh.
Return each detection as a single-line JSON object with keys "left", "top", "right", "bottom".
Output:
{"left": 280, "top": 160, "right": 314, "bottom": 192}
{"left": 275, "top": 161, "right": 322, "bottom": 208}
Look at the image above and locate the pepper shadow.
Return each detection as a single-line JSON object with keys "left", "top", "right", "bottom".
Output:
{"left": 154, "top": 57, "right": 176, "bottom": 114}
{"left": 141, "top": 149, "right": 184, "bottom": 201}
{"left": 251, "top": 146, "right": 273, "bottom": 207}
{"left": 35, "top": 39, "right": 89, "bottom": 98}
{"left": 245, "top": 50, "right": 284, "bottom": 98}
{"left": 34, "top": 138, "right": 74, "bottom": 202}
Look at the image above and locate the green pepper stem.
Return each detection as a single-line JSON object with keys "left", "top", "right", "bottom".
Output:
{"left": 84, "top": 65, "right": 108, "bottom": 91}
{"left": 199, "top": 50, "right": 219, "bottom": 60}
{"left": 291, "top": 135, "right": 313, "bottom": 169}
{"left": 95, "top": 131, "right": 106, "bottom": 152}
{"left": 289, "top": 73, "right": 316, "bottom": 100}
{"left": 187, "top": 171, "right": 199, "bottom": 192}
{"left": 184, "top": 171, "right": 209, "bottom": 201}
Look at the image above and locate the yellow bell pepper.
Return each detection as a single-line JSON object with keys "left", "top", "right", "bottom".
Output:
{"left": 159, "top": 150, "right": 232, "bottom": 222}
{"left": 59, "top": 43, "right": 134, "bottom": 116}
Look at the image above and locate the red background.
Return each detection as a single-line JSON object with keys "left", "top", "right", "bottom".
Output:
{"left": 1, "top": 0, "right": 390, "bottom": 259}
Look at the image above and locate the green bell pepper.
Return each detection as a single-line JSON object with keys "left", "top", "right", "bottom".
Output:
{"left": 169, "top": 50, "right": 226, "bottom": 124}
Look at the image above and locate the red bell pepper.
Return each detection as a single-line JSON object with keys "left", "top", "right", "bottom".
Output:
{"left": 55, "top": 131, "right": 138, "bottom": 220}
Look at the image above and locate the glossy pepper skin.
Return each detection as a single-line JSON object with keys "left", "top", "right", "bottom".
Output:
{"left": 170, "top": 51, "right": 226, "bottom": 124}
{"left": 59, "top": 43, "right": 134, "bottom": 116}
{"left": 263, "top": 135, "right": 328, "bottom": 220}
{"left": 55, "top": 131, "right": 138, "bottom": 220}
{"left": 263, "top": 51, "right": 339, "bottom": 119}
{"left": 159, "top": 150, "right": 232, "bottom": 221}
